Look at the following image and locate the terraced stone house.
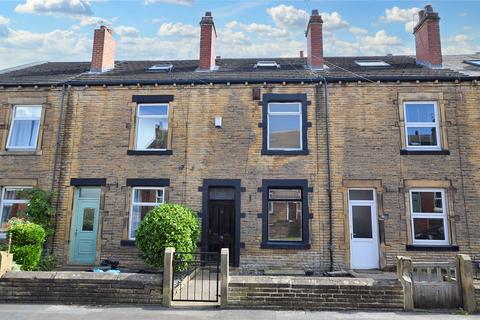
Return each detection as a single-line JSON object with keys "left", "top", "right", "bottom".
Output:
{"left": 0, "top": 6, "right": 479, "bottom": 272}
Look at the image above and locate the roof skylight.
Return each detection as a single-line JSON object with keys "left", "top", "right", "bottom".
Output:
{"left": 148, "top": 64, "right": 173, "bottom": 72}
{"left": 355, "top": 60, "right": 390, "bottom": 67}
{"left": 254, "top": 61, "right": 280, "bottom": 69}
{"left": 464, "top": 60, "right": 480, "bottom": 67}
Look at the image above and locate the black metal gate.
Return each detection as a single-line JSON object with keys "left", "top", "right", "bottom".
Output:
{"left": 171, "top": 252, "right": 220, "bottom": 302}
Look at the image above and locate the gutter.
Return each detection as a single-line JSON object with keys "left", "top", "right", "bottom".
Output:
{"left": 0, "top": 74, "right": 477, "bottom": 88}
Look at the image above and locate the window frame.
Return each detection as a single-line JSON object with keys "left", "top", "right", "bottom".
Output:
{"left": 260, "top": 179, "right": 310, "bottom": 249}
{"left": 409, "top": 188, "right": 449, "bottom": 246}
{"left": 261, "top": 94, "right": 309, "bottom": 156}
{"left": 134, "top": 103, "right": 170, "bottom": 151}
{"left": 403, "top": 101, "right": 441, "bottom": 151}
{"left": 6, "top": 105, "right": 42, "bottom": 150}
{"left": 267, "top": 102, "right": 303, "bottom": 152}
{"left": 0, "top": 186, "right": 32, "bottom": 237}
{"left": 128, "top": 186, "right": 165, "bottom": 240}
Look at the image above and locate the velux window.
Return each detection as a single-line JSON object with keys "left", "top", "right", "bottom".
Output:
{"left": 0, "top": 187, "right": 31, "bottom": 233}
{"left": 404, "top": 101, "right": 441, "bottom": 150}
{"left": 7, "top": 105, "right": 41, "bottom": 150}
{"left": 129, "top": 187, "right": 165, "bottom": 239}
{"left": 267, "top": 102, "right": 302, "bottom": 151}
{"left": 135, "top": 104, "right": 169, "bottom": 151}
{"left": 410, "top": 189, "right": 449, "bottom": 245}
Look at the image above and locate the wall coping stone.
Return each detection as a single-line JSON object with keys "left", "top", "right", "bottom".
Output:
{"left": 0, "top": 271, "right": 162, "bottom": 285}
{"left": 229, "top": 275, "right": 401, "bottom": 288}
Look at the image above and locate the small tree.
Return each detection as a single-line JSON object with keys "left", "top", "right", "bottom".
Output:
{"left": 135, "top": 203, "right": 200, "bottom": 269}
{"left": 18, "top": 188, "right": 55, "bottom": 239}
{"left": 7, "top": 218, "right": 46, "bottom": 271}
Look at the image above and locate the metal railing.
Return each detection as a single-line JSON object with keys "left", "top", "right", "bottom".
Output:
{"left": 171, "top": 251, "right": 220, "bottom": 302}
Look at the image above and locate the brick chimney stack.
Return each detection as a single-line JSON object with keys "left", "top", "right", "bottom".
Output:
{"left": 199, "top": 11, "right": 217, "bottom": 71}
{"left": 413, "top": 4, "right": 442, "bottom": 68}
{"left": 306, "top": 9, "right": 324, "bottom": 70}
{"left": 90, "top": 26, "right": 116, "bottom": 73}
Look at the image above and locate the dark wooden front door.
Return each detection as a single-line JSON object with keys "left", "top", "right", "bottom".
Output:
{"left": 208, "top": 199, "right": 235, "bottom": 264}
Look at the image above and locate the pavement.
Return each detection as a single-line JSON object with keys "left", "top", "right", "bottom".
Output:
{"left": 0, "top": 304, "right": 479, "bottom": 320}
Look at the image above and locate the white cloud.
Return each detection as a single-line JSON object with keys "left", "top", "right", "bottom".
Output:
{"left": 380, "top": 7, "right": 419, "bottom": 34}
{"left": 225, "top": 21, "right": 290, "bottom": 39}
{"left": 322, "top": 12, "right": 348, "bottom": 30}
{"left": 144, "top": 0, "right": 193, "bottom": 5}
{"left": 266, "top": 5, "right": 348, "bottom": 32}
{"left": 15, "top": 0, "right": 93, "bottom": 16}
{"left": 158, "top": 22, "right": 198, "bottom": 38}
{"left": 349, "top": 27, "right": 368, "bottom": 35}
{"left": 115, "top": 25, "right": 139, "bottom": 38}
{"left": 443, "top": 33, "right": 480, "bottom": 54}
{"left": 364, "top": 30, "right": 402, "bottom": 47}
{"left": 0, "top": 16, "right": 9, "bottom": 37}
{"left": 381, "top": 6, "right": 419, "bottom": 23}
{"left": 267, "top": 5, "right": 308, "bottom": 29}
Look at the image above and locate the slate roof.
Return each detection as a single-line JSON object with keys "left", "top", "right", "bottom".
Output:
{"left": 442, "top": 53, "right": 480, "bottom": 76}
{"left": 0, "top": 55, "right": 474, "bottom": 86}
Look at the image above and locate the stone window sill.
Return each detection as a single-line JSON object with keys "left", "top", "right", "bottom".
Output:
{"left": 127, "top": 150, "right": 172, "bottom": 156}
{"left": 261, "top": 149, "right": 309, "bottom": 156}
{"left": 0, "top": 150, "right": 42, "bottom": 156}
{"left": 120, "top": 240, "right": 135, "bottom": 247}
{"left": 400, "top": 149, "right": 450, "bottom": 155}
{"left": 261, "top": 242, "right": 311, "bottom": 249}
{"left": 406, "top": 245, "right": 459, "bottom": 251}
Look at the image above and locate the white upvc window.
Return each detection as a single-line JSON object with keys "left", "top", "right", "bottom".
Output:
{"left": 135, "top": 104, "right": 169, "bottom": 151}
{"left": 129, "top": 187, "right": 165, "bottom": 240}
{"left": 6, "top": 105, "right": 42, "bottom": 150}
{"left": 409, "top": 188, "right": 449, "bottom": 245}
{"left": 0, "top": 187, "right": 31, "bottom": 236}
{"left": 267, "top": 102, "right": 302, "bottom": 151}
{"left": 404, "top": 101, "right": 441, "bottom": 150}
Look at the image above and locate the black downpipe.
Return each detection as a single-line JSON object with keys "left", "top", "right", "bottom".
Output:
{"left": 51, "top": 84, "right": 67, "bottom": 192}
{"left": 319, "top": 76, "right": 334, "bottom": 272}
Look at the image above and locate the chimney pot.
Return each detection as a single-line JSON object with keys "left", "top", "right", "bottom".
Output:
{"left": 413, "top": 5, "right": 442, "bottom": 68}
{"left": 90, "top": 25, "right": 116, "bottom": 73}
{"left": 199, "top": 11, "right": 217, "bottom": 71}
{"left": 300, "top": 50, "right": 304, "bottom": 58}
{"left": 306, "top": 9, "right": 324, "bottom": 69}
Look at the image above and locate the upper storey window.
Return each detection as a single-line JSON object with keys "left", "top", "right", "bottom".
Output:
{"left": 404, "top": 101, "right": 440, "bottom": 150}
{"left": 261, "top": 94, "right": 309, "bottom": 155}
{"left": 7, "top": 105, "right": 42, "bottom": 150}
{"left": 268, "top": 102, "right": 302, "bottom": 151}
{"left": 135, "top": 104, "right": 169, "bottom": 151}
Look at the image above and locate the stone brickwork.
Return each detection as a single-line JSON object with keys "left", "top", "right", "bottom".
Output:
{"left": 0, "top": 271, "right": 162, "bottom": 305}
{"left": 1, "top": 79, "right": 480, "bottom": 273}
{"left": 228, "top": 275, "right": 404, "bottom": 310}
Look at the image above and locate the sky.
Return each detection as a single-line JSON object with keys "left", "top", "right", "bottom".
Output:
{"left": 0, "top": 0, "right": 479, "bottom": 69}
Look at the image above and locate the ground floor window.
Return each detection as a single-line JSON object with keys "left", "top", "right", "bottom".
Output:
{"left": 129, "top": 187, "right": 165, "bottom": 239}
{"left": 0, "top": 187, "right": 31, "bottom": 236}
{"left": 261, "top": 179, "right": 310, "bottom": 249}
{"left": 409, "top": 188, "right": 449, "bottom": 245}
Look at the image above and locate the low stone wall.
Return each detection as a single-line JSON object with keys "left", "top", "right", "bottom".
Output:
{"left": 0, "top": 271, "right": 162, "bottom": 305}
{"left": 228, "top": 276, "right": 404, "bottom": 310}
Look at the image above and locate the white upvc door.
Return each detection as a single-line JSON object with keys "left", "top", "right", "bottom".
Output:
{"left": 348, "top": 189, "right": 379, "bottom": 269}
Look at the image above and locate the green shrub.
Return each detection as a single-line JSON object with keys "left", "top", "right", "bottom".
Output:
{"left": 136, "top": 203, "right": 200, "bottom": 269}
{"left": 36, "top": 255, "right": 58, "bottom": 271}
{"left": 7, "top": 218, "right": 46, "bottom": 271}
{"left": 11, "top": 245, "right": 42, "bottom": 271}
{"left": 17, "top": 188, "right": 55, "bottom": 239}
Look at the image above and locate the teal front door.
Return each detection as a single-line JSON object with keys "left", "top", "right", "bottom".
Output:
{"left": 69, "top": 187, "right": 101, "bottom": 264}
